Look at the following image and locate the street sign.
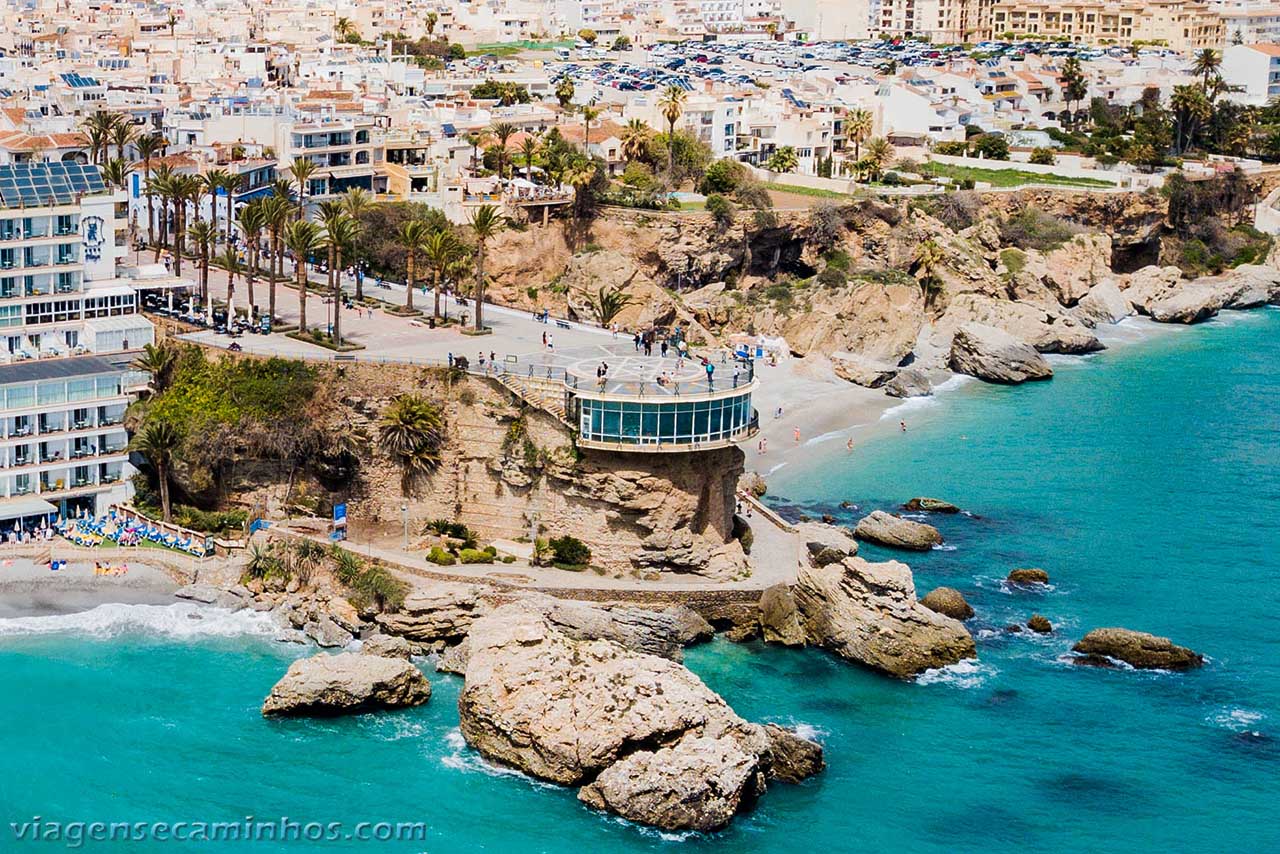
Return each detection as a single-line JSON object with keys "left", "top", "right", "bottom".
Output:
{"left": 333, "top": 503, "right": 347, "bottom": 528}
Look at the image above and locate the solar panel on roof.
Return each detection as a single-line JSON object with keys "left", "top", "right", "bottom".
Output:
{"left": 0, "top": 162, "right": 107, "bottom": 208}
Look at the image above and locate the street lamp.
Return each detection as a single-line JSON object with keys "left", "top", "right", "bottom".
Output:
{"left": 401, "top": 504, "right": 409, "bottom": 551}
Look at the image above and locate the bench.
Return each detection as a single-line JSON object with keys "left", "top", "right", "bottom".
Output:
{"left": 555, "top": 319, "right": 572, "bottom": 330}
{"left": 332, "top": 354, "right": 357, "bottom": 362}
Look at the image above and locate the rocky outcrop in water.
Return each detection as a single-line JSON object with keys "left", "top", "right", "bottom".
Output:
{"left": 1007, "top": 568, "right": 1050, "bottom": 585}
{"left": 1074, "top": 279, "right": 1133, "bottom": 327}
{"left": 920, "top": 587, "right": 975, "bottom": 621}
{"left": 903, "top": 497, "right": 961, "bottom": 513}
{"left": 758, "top": 583, "right": 806, "bottom": 646}
{"left": 261, "top": 652, "right": 432, "bottom": 716}
{"left": 1071, "top": 627, "right": 1204, "bottom": 670}
{"left": 949, "top": 323, "right": 1055, "bottom": 384}
{"left": 793, "top": 557, "right": 976, "bottom": 678}
{"left": 854, "top": 510, "right": 943, "bottom": 551}
{"left": 1027, "top": 614, "right": 1053, "bottom": 634}
{"left": 456, "top": 602, "right": 822, "bottom": 831}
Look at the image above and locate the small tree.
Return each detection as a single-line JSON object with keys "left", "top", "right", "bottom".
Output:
{"left": 705, "top": 193, "right": 734, "bottom": 228}
{"left": 131, "top": 420, "right": 183, "bottom": 522}
{"left": 1029, "top": 147, "right": 1056, "bottom": 165}
{"left": 582, "top": 285, "right": 635, "bottom": 325}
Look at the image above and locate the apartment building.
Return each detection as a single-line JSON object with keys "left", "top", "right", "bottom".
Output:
{"left": 877, "top": 0, "right": 994, "bottom": 42}
{"left": 1213, "top": 2, "right": 1280, "bottom": 45}
{"left": 988, "top": 1, "right": 1226, "bottom": 52}
{"left": 0, "top": 162, "right": 155, "bottom": 526}
{"left": 1222, "top": 42, "right": 1280, "bottom": 104}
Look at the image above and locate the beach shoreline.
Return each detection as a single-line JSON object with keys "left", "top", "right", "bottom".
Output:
{"left": 0, "top": 558, "right": 179, "bottom": 619}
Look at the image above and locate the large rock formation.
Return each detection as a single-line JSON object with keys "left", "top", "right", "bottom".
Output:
{"left": 457, "top": 603, "right": 822, "bottom": 830}
{"left": 939, "top": 294, "right": 1103, "bottom": 355}
{"left": 757, "top": 583, "right": 806, "bottom": 646}
{"left": 949, "top": 323, "right": 1054, "bottom": 384}
{"left": 1074, "top": 279, "right": 1133, "bottom": 327}
{"left": 793, "top": 557, "right": 977, "bottom": 678}
{"left": 374, "top": 580, "right": 492, "bottom": 647}
{"left": 261, "top": 652, "right": 432, "bottom": 716}
{"left": 854, "top": 510, "right": 943, "bottom": 551}
{"left": 1072, "top": 627, "right": 1204, "bottom": 670}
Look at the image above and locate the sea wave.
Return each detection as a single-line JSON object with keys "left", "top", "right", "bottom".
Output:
{"left": 915, "top": 659, "right": 997, "bottom": 689}
{"left": 1209, "top": 707, "right": 1266, "bottom": 733}
{"left": 0, "top": 602, "right": 279, "bottom": 640}
{"left": 1044, "top": 353, "right": 1093, "bottom": 367}
{"left": 440, "top": 728, "right": 557, "bottom": 788}
{"left": 880, "top": 374, "right": 975, "bottom": 421}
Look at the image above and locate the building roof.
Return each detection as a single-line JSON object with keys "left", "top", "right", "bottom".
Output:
{"left": 0, "top": 162, "right": 107, "bottom": 207}
{"left": 0, "top": 354, "right": 122, "bottom": 386}
{"left": 1245, "top": 44, "right": 1280, "bottom": 57}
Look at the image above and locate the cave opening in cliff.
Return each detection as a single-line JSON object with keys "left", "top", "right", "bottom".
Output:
{"left": 748, "top": 229, "right": 816, "bottom": 279}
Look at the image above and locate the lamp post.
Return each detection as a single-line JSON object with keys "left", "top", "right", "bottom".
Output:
{"left": 401, "top": 504, "right": 408, "bottom": 551}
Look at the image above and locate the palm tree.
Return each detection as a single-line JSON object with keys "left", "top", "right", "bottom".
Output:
{"left": 488, "top": 122, "right": 517, "bottom": 179}
{"left": 202, "top": 168, "right": 232, "bottom": 235}
{"left": 425, "top": 12, "right": 439, "bottom": 35}
{"left": 766, "top": 146, "right": 799, "bottom": 173}
{"left": 580, "top": 105, "right": 600, "bottom": 152}
{"left": 288, "top": 157, "right": 318, "bottom": 219}
{"left": 1172, "top": 84, "right": 1211, "bottom": 153}
{"left": 261, "top": 194, "right": 292, "bottom": 323}
{"left": 80, "top": 111, "right": 117, "bottom": 164}
{"left": 236, "top": 202, "right": 266, "bottom": 317}
{"left": 219, "top": 171, "right": 241, "bottom": 240}
{"left": 132, "top": 420, "right": 183, "bottom": 521}
{"left": 468, "top": 205, "right": 506, "bottom": 332}
{"left": 378, "top": 395, "right": 446, "bottom": 496}
{"left": 318, "top": 200, "right": 346, "bottom": 315}
{"left": 422, "top": 228, "right": 461, "bottom": 324}
{"left": 219, "top": 246, "right": 241, "bottom": 321}
{"left": 110, "top": 117, "right": 137, "bottom": 161}
{"left": 464, "top": 132, "right": 485, "bottom": 174}
{"left": 136, "top": 134, "right": 167, "bottom": 250}
{"left": 284, "top": 220, "right": 325, "bottom": 332}
{"left": 335, "top": 16, "right": 356, "bottom": 41}
{"left": 862, "top": 137, "right": 895, "bottom": 182}
{"left": 325, "top": 214, "right": 360, "bottom": 345}
{"left": 582, "top": 285, "right": 634, "bottom": 326}
{"left": 397, "top": 219, "right": 431, "bottom": 313}
{"left": 100, "top": 158, "right": 133, "bottom": 191}
{"left": 912, "top": 239, "right": 945, "bottom": 307}
{"left": 659, "top": 85, "right": 686, "bottom": 173}
{"left": 147, "top": 165, "right": 175, "bottom": 260}
{"left": 170, "top": 174, "right": 203, "bottom": 277}
{"left": 620, "top": 118, "right": 652, "bottom": 163}
{"left": 341, "top": 188, "right": 373, "bottom": 299}
{"left": 131, "top": 342, "right": 177, "bottom": 393}
{"left": 518, "top": 133, "right": 541, "bottom": 181}
{"left": 846, "top": 108, "right": 873, "bottom": 164}
{"left": 187, "top": 219, "right": 217, "bottom": 310}
{"left": 1192, "top": 48, "right": 1221, "bottom": 94}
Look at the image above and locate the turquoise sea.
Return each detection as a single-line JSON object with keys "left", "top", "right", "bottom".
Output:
{"left": 1, "top": 310, "right": 1278, "bottom": 853}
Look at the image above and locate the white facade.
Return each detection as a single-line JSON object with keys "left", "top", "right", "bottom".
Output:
{"left": 1222, "top": 43, "right": 1280, "bottom": 104}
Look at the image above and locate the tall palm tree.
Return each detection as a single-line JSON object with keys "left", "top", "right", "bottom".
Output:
{"left": 284, "top": 220, "right": 325, "bottom": 332}
{"left": 335, "top": 16, "right": 356, "bottom": 41}
{"left": 378, "top": 394, "right": 445, "bottom": 496}
{"left": 261, "top": 194, "right": 292, "bottom": 323}
{"left": 580, "top": 105, "right": 600, "bottom": 152}
{"left": 912, "top": 239, "right": 945, "bottom": 307}
{"left": 464, "top": 132, "right": 484, "bottom": 173}
{"left": 136, "top": 134, "right": 167, "bottom": 250}
{"left": 1192, "top": 48, "right": 1221, "bottom": 94}
{"left": 219, "top": 246, "right": 240, "bottom": 321}
{"left": 317, "top": 200, "right": 346, "bottom": 313}
{"left": 325, "top": 214, "right": 360, "bottom": 345}
{"left": 846, "top": 108, "right": 873, "bottom": 164}
{"left": 288, "top": 157, "right": 318, "bottom": 220}
{"left": 187, "top": 219, "right": 217, "bottom": 310}
{"left": 236, "top": 201, "right": 266, "bottom": 317}
{"left": 488, "top": 122, "right": 517, "bottom": 179}
{"left": 80, "top": 112, "right": 117, "bottom": 164}
{"left": 425, "top": 12, "right": 438, "bottom": 35}
{"left": 396, "top": 219, "right": 430, "bottom": 313}
{"left": 468, "top": 205, "right": 506, "bottom": 332}
{"left": 620, "top": 118, "right": 652, "bottom": 163}
{"left": 110, "top": 117, "right": 137, "bottom": 161}
{"left": 131, "top": 420, "right": 183, "bottom": 522}
{"left": 862, "top": 137, "right": 895, "bottom": 182}
{"left": 555, "top": 77, "right": 575, "bottom": 109}
{"left": 219, "top": 171, "right": 241, "bottom": 241}
{"left": 131, "top": 342, "right": 177, "bottom": 394}
{"left": 422, "top": 228, "right": 461, "bottom": 324}
{"left": 518, "top": 133, "right": 541, "bottom": 181}
{"left": 659, "top": 85, "right": 686, "bottom": 173}
{"left": 170, "top": 174, "right": 203, "bottom": 277}
{"left": 147, "top": 165, "right": 175, "bottom": 261}
{"left": 341, "top": 187, "right": 373, "bottom": 299}
{"left": 202, "top": 168, "right": 233, "bottom": 235}
{"left": 1172, "top": 84, "right": 1211, "bottom": 153}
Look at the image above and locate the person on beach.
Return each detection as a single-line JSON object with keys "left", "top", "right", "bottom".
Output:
{"left": 758, "top": 437, "right": 768, "bottom": 454}
{"left": 847, "top": 437, "right": 854, "bottom": 451}
{"left": 900, "top": 420, "right": 907, "bottom": 432}
{"left": 775, "top": 406, "right": 783, "bottom": 419}
{"left": 793, "top": 426, "right": 801, "bottom": 443}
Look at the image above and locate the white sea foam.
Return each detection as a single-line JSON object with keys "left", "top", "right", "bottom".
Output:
{"left": 0, "top": 602, "right": 278, "bottom": 640}
{"left": 915, "top": 659, "right": 996, "bottom": 689}
{"left": 1210, "top": 707, "right": 1266, "bottom": 733}
{"left": 609, "top": 816, "right": 697, "bottom": 842}
{"left": 765, "top": 461, "right": 789, "bottom": 475}
{"left": 880, "top": 374, "right": 975, "bottom": 421}
{"left": 440, "top": 728, "right": 557, "bottom": 788}
{"left": 1044, "top": 353, "right": 1092, "bottom": 367}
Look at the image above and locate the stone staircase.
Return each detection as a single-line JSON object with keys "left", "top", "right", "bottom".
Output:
{"left": 492, "top": 370, "right": 571, "bottom": 426}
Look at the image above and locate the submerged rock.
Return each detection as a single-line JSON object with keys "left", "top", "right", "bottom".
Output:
{"left": 1007, "top": 568, "right": 1051, "bottom": 585}
{"left": 903, "top": 497, "right": 961, "bottom": 514}
{"left": 854, "top": 510, "right": 943, "bottom": 551}
{"left": 1071, "top": 628, "right": 1204, "bottom": 670}
{"left": 920, "top": 587, "right": 975, "bottom": 621}
{"left": 261, "top": 652, "right": 431, "bottom": 716}
{"left": 793, "top": 556, "right": 976, "bottom": 678}
{"left": 949, "top": 323, "right": 1053, "bottom": 384}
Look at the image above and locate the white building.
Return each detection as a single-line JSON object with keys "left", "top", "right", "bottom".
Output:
{"left": 1222, "top": 42, "right": 1280, "bottom": 104}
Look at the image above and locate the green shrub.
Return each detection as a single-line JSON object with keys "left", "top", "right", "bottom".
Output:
{"left": 998, "top": 208, "right": 1080, "bottom": 252}
{"left": 999, "top": 248, "right": 1027, "bottom": 275}
{"left": 705, "top": 193, "right": 734, "bottom": 227}
{"left": 1029, "top": 147, "right": 1056, "bottom": 165}
{"left": 458, "top": 548, "right": 493, "bottom": 564}
{"left": 427, "top": 546, "right": 456, "bottom": 566}
{"left": 500, "top": 555, "right": 516, "bottom": 564}
{"left": 173, "top": 507, "right": 248, "bottom": 536}
{"left": 817, "top": 266, "right": 847, "bottom": 289}
{"left": 548, "top": 535, "right": 591, "bottom": 567}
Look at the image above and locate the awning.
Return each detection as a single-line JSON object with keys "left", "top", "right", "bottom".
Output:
{"left": 235, "top": 184, "right": 275, "bottom": 201}
{"left": 0, "top": 496, "right": 57, "bottom": 522}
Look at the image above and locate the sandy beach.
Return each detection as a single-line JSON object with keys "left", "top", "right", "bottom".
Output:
{"left": 0, "top": 557, "right": 180, "bottom": 619}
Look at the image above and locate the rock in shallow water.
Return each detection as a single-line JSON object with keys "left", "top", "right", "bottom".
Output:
{"left": 903, "top": 497, "right": 961, "bottom": 514}
{"left": 793, "top": 557, "right": 976, "bottom": 678}
{"left": 1007, "top": 568, "right": 1050, "bottom": 585}
{"left": 261, "top": 652, "right": 431, "bottom": 716}
{"left": 1027, "top": 614, "right": 1053, "bottom": 634}
{"left": 920, "top": 587, "right": 975, "bottom": 621}
{"left": 949, "top": 323, "right": 1054, "bottom": 384}
{"left": 854, "top": 510, "right": 943, "bottom": 551}
{"left": 1071, "top": 627, "right": 1203, "bottom": 670}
